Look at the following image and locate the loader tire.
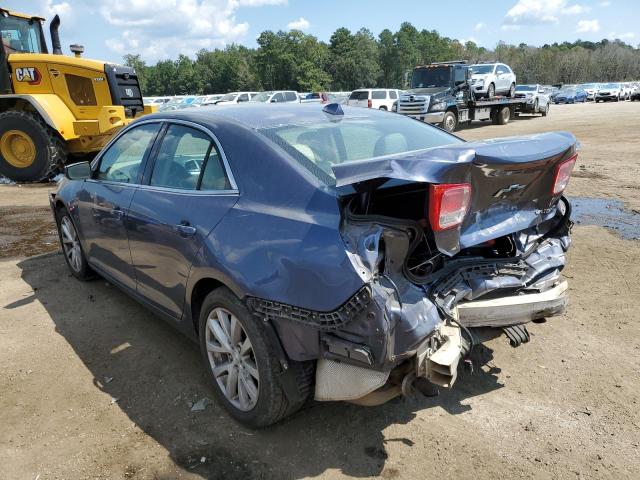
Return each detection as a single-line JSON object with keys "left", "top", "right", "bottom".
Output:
{"left": 0, "top": 111, "right": 65, "bottom": 182}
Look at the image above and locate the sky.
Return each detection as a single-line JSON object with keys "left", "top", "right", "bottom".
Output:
{"left": 4, "top": 0, "right": 638, "bottom": 64}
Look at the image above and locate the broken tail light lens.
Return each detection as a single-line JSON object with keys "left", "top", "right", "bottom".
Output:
{"left": 552, "top": 153, "right": 577, "bottom": 195}
{"left": 429, "top": 183, "right": 472, "bottom": 231}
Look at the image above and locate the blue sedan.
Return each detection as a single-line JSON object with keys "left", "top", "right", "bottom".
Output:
{"left": 51, "top": 104, "right": 576, "bottom": 427}
{"left": 554, "top": 88, "right": 588, "bottom": 104}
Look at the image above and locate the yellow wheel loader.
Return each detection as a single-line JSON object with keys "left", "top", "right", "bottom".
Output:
{"left": 0, "top": 8, "right": 156, "bottom": 182}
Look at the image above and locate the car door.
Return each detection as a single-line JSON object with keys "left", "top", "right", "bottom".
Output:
{"left": 126, "top": 121, "right": 239, "bottom": 319}
{"left": 495, "top": 64, "right": 508, "bottom": 92}
{"left": 76, "top": 122, "right": 162, "bottom": 290}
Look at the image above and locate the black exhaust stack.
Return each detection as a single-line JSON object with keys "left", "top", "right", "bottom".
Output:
{"left": 50, "top": 15, "right": 62, "bottom": 55}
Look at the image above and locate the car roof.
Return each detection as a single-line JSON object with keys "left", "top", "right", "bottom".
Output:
{"left": 141, "top": 103, "right": 388, "bottom": 130}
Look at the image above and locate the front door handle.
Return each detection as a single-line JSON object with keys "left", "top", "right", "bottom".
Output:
{"left": 176, "top": 222, "right": 197, "bottom": 237}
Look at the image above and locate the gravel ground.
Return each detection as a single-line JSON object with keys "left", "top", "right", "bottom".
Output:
{"left": 1, "top": 101, "right": 639, "bottom": 479}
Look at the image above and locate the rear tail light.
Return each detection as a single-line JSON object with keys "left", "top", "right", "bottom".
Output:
{"left": 429, "top": 183, "right": 472, "bottom": 231}
{"left": 552, "top": 153, "right": 577, "bottom": 194}
{"left": 367, "top": 99, "right": 372, "bottom": 108}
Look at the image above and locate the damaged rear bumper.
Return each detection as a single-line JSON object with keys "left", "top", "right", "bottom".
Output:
{"left": 456, "top": 280, "right": 568, "bottom": 327}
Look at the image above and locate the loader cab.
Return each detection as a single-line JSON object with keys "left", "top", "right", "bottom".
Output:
{"left": 0, "top": 10, "right": 48, "bottom": 93}
{"left": 0, "top": 10, "right": 48, "bottom": 55}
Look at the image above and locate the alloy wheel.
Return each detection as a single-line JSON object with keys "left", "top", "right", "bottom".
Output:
{"left": 60, "top": 216, "right": 82, "bottom": 273}
{"left": 205, "top": 307, "right": 259, "bottom": 411}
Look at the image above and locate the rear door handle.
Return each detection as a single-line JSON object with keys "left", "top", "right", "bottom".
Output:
{"left": 111, "top": 208, "right": 124, "bottom": 219}
{"left": 176, "top": 222, "right": 197, "bottom": 237}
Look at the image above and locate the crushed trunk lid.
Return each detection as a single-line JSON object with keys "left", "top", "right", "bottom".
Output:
{"left": 333, "top": 131, "right": 577, "bottom": 255}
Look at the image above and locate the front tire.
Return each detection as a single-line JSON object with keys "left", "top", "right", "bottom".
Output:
{"left": 55, "top": 207, "right": 93, "bottom": 280}
{"left": 486, "top": 83, "right": 495, "bottom": 98}
{"left": 0, "top": 111, "right": 65, "bottom": 182}
{"left": 542, "top": 103, "right": 549, "bottom": 117}
{"left": 441, "top": 111, "right": 458, "bottom": 132}
{"left": 199, "top": 287, "right": 313, "bottom": 428}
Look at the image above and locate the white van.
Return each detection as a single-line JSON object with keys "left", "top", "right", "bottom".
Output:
{"left": 346, "top": 89, "right": 400, "bottom": 110}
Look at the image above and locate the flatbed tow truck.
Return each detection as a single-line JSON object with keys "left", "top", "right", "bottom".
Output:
{"left": 395, "top": 61, "right": 528, "bottom": 132}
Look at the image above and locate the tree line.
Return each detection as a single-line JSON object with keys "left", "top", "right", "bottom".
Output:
{"left": 124, "top": 22, "right": 640, "bottom": 96}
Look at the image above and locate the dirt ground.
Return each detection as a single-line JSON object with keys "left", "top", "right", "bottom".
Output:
{"left": 1, "top": 101, "right": 639, "bottom": 480}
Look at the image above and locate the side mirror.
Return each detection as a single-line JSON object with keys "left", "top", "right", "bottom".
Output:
{"left": 270, "top": 98, "right": 277, "bottom": 103}
{"left": 64, "top": 161, "right": 91, "bottom": 180}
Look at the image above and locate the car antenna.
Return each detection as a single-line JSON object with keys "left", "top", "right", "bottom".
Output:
{"left": 322, "top": 103, "right": 344, "bottom": 121}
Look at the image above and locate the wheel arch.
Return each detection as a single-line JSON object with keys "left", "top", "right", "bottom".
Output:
{"left": 0, "top": 94, "right": 76, "bottom": 141}
{"left": 187, "top": 272, "right": 246, "bottom": 337}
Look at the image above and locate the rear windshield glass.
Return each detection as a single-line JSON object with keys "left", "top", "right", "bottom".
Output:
{"left": 349, "top": 91, "right": 369, "bottom": 100}
{"left": 259, "top": 115, "right": 463, "bottom": 185}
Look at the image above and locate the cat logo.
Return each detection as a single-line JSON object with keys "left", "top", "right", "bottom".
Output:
{"left": 14, "top": 67, "right": 42, "bottom": 85}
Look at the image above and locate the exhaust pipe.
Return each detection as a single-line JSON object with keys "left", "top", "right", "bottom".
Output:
{"left": 50, "top": 15, "right": 62, "bottom": 55}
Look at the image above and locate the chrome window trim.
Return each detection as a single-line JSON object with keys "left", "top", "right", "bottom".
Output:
{"left": 90, "top": 118, "right": 239, "bottom": 194}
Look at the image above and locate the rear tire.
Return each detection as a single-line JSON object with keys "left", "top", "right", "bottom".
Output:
{"left": 378, "top": 106, "right": 388, "bottom": 111}
{"left": 507, "top": 83, "right": 515, "bottom": 98}
{"left": 198, "top": 287, "right": 313, "bottom": 428}
{"left": 0, "top": 111, "right": 65, "bottom": 182}
{"left": 492, "top": 106, "right": 511, "bottom": 125}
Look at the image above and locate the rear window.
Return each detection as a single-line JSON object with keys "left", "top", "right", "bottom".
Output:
{"left": 349, "top": 91, "right": 369, "bottom": 100}
{"left": 371, "top": 91, "right": 386, "bottom": 99}
{"left": 259, "top": 115, "right": 463, "bottom": 185}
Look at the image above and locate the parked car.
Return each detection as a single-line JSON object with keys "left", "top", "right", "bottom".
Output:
{"left": 250, "top": 91, "right": 300, "bottom": 103}
{"left": 159, "top": 96, "right": 197, "bottom": 111}
{"left": 554, "top": 88, "right": 587, "bottom": 104}
{"left": 300, "top": 92, "right": 328, "bottom": 104}
{"left": 214, "top": 92, "right": 259, "bottom": 105}
{"left": 514, "top": 84, "right": 551, "bottom": 115}
{"left": 346, "top": 89, "right": 400, "bottom": 110}
{"left": 469, "top": 63, "right": 516, "bottom": 98}
{"left": 595, "top": 83, "right": 623, "bottom": 102}
{"left": 51, "top": 104, "right": 576, "bottom": 428}
{"left": 580, "top": 83, "right": 599, "bottom": 101}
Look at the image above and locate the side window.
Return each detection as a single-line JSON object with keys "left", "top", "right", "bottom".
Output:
{"left": 389, "top": 90, "right": 398, "bottom": 99}
{"left": 150, "top": 125, "right": 211, "bottom": 190}
{"left": 454, "top": 68, "right": 466, "bottom": 84}
{"left": 200, "top": 146, "right": 232, "bottom": 191}
{"left": 497, "top": 65, "right": 507, "bottom": 74}
{"left": 272, "top": 93, "right": 285, "bottom": 103}
{"left": 371, "top": 90, "right": 386, "bottom": 99}
{"left": 97, "top": 123, "right": 160, "bottom": 184}
{"left": 284, "top": 91, "right": 298, "bottom": 102}
{"left": 238, "top": 93, "right": 249, "bottom": 103}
